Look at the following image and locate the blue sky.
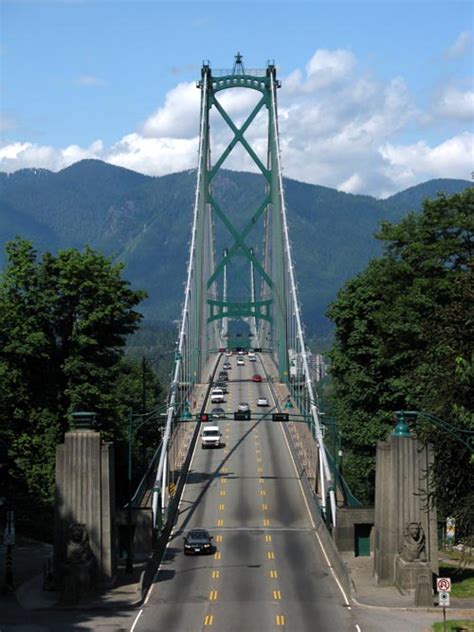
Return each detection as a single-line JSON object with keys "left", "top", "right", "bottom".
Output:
{"left": 1, "top": 0, "right": 473, "bottom": 196}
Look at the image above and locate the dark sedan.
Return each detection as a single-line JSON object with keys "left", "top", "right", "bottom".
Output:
{"left": 183, "top": 528, "right": 214, "bottom": 555}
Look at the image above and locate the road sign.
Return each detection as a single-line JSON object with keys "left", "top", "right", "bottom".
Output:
{"left": 438, "top": 590, "right": 450, "bottom": 607}
{"left": 272, "top": 413, "right": 289, "bottom": 422}
{"left": 437, "top": 577, "right": 452, "bottom": 592}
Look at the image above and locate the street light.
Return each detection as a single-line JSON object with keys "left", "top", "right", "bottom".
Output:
{"left": 392, "top": 411, "right": 412, "bottom": 438}
{"left": 394, "top": 410, "right": 474, "bottom": 453}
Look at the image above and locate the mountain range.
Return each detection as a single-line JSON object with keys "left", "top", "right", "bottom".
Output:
{"left": 0, "top": 160, "right": 471, "bottom": 338}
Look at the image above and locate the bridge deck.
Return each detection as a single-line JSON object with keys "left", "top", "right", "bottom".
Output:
{"left": 135, "top": 352, "right": 356, "bottom": 631}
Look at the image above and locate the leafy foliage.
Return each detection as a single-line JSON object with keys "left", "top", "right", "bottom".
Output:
{"left": 328, "top": 189, "right": 474, "bottom": 530}
{"left": 0, "top": 237, "right": 155, "bottom": 507}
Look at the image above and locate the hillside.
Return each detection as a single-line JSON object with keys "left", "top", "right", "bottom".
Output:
{"left": 0, "top": 160, "right": 471, "bottom": 336}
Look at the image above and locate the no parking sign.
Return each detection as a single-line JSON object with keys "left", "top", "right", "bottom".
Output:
{"left": 437, "top": 577, "right": 451, "bottom": 593}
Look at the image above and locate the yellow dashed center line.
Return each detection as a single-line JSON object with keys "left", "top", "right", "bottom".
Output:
{"left": 218, "top": 503, "right": 225, "bottom": 511}
{"left": 220, "top": 490, "right": 226, "bottom": 496}
{"left": 270, "top": 570, "right": 278, "bottom": 579}
{"left": 214, "top": 551, "right": 221, "bottom": 560}
{"left": 209, "top": 590, "right": 218, "bottom": 601}
{"left": 267, "top": 551, "right": 275, "bottom": 560}
{"left": 258, "top": 467, "right": 263, "bottom": 473}
{"left": 221, "top": 478, "right": 227, "bottom": 484}
{"left": 215, "top": 535, "right": 223, "bottom": 543}
{"left": 260, "top": 489, "right": 266, "bottom": 496}
{"left": 273, "top": 590, "right": 282, "bottom": 600}
{"left": 204, "top": 614, "right": 214, "bottom": 626}
{"left": 217, "top": 519, "right": 224, "bottom": 527}
{"left": 261, "top": 503, "right": 268, "bottom": 511}
{"left": 259, "top": 478, "right": 265, "bottom": 484}
{"left": 276, "top": 614, "right": 285, "bottom": 626}
{"left": 212, "top": 570, "right": 220, "bottom": 578}
{"left": 263, "top": 518, "right": 270, "bottom": 527}
{"left": 265, "top": 534, "right": 272, "bottom": 542}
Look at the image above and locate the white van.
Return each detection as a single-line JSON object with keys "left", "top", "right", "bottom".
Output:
{"left": 201, "top": 425, "right": 222, "bottom": 449}
{"left": 210, "top": 388, "right": 224, "bottom": 403}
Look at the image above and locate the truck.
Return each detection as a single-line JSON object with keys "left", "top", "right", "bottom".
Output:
{"left": 201, "top": 425, "right": 222, "bottom": 449}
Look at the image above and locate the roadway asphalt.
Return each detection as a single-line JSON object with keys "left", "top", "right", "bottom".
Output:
{"left": 133, "top": 353, "right": 360, "bottom": 632}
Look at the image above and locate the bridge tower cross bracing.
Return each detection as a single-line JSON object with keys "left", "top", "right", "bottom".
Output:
{"left": 152, "top": 55, "right": 337, "bottom": 529}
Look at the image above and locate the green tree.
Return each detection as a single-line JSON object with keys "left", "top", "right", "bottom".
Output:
{"left": 327, "top": 189, "right": 473, "bottom": 529}
{"left": 0, "top": 237, "right": 147, "bottom": 505}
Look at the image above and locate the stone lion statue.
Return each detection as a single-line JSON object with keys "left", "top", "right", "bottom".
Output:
{"left": 400, "top": 521, "right": 427, "bottom": 563}
{"left": 60, "top": 523, "right": 97, "bottom": 604}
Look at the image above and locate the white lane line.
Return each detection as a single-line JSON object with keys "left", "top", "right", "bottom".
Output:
{"left": 355, "top": 625, "right": 362, "bottom": 631}
{"left": 278, "top": 417, "right": 351, "bottom": 607}
{"left": 130, "top": 608, "right": 143, "bottom": 631}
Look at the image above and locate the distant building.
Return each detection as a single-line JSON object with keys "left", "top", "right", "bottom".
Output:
{"left": 288, "top": 349, "right": 327, "bottom": 382}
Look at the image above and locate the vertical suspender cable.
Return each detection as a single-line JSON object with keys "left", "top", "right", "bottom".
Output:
{"left": 269, "top": 72, "right": 337, "bottom": 527}
{"left": 152, "top": 71, "right": 209, "bottom": 526}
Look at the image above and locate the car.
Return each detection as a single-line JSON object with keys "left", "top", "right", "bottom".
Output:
{"left": 210, "top": 388, "right": 224, "bottom": 403}
{"left": 218, "top": 371, "right": 229, "bottom": 381}
{"left": 211, "top": 407, "right": 226, "bottom": 419}
{"left": 248, "top": 353, "right": 256, "bottom": 362}
{"left": 237, "top": 350, "right": 245, "bottom": 355}
{"left": 213, "top": 381, "right": 228, "bottom": 393}
{"left": 201, "top": 425, "right": 222, "bottom": 448}
{"left": 183, "top": 528, "right": 214, "bottom": 555}
{"left": 238, "top": 402, "right": 250, "bottom": 412}
{"left": 257, "top": 397, "right": 269, "bottom": 407}
{"left": 252, "top": 374, "right": 262, "bottom": 382}
{"left": 237, "top": 358, "right": 245, "bottom": 366}
{"left": 223, "top": 362, "right": 232, "bottom": 370}
{"left": 225, "top": 351, "right": 233, "bottom": 357}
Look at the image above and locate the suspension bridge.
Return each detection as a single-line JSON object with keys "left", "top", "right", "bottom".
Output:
{"left": 129, "top": 55, "right": 362, "bottom": 631}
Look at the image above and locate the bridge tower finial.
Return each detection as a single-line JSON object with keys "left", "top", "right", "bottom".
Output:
{"left": 233, "top": 52, "right": 245, "bottom": 75}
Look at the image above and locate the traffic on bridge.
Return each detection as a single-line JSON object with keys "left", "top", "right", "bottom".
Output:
{"left": 133, "top": 351, "right": 358, "bottom": 632}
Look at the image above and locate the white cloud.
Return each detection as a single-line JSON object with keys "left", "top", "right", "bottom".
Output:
{"left": 306, "top": 49, "right": 355, "bottom": 83}
{"left": 75, "top": 75, "right": 106, "bottom": 87}
{"left": 379, "top": 132, "right": 473, "bottom": 189}
{"left": 1, "top": 47, "right": 472, "bottom": 197}
{"left": 141, "top": 82, "right": 200, "bottom": 138}
{"left": 435, "top": 86, "right": 474, "bottom": 121}
{"left": 107, "top": 133, "right": 198, "bottom": 175}
{"left": 0, "top": 140, "right": 104, "bottom": 172}
{"left": 444, "top": 31, "right": 472, "bottom": 59}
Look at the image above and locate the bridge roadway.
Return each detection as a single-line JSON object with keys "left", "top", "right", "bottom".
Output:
{"left": 134, "top": 353, "right": 359, "bottom": 632}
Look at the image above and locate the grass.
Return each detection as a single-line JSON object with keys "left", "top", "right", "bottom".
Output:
{"left": 439, "top": 565, "right": 474, "bottom": 598}
{"left": 432, "top": 621, "right": 474, "bottom": 631}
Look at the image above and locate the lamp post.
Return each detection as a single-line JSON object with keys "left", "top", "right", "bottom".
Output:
{"left": 394, "top": 410, "right": 474, "bottom": 454}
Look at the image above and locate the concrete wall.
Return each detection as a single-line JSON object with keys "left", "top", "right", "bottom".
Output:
{"left": 335, "top": 507, "right": 374, "bottom": 553}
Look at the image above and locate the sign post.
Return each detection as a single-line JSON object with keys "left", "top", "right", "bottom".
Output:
{"left": 437, "top": 577, "right": 451, "bottom": 632}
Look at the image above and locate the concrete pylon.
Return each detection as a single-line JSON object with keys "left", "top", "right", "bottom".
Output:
{"left": 54, "top": 412, "right": 116, "bottom": 590}
{"left": 374, "top": 433, "right": 438, "bottom": 587}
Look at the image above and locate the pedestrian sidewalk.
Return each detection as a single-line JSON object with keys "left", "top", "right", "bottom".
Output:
{"left": 1, "top": 538, "right": 146, "bottom": 612}
{"left": 343, "top": 551, "right": 474, "bottom": 614}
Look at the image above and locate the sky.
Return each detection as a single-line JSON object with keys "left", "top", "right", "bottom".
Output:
{"left": 0, "top": 0, "right": 473, "bottom": 197}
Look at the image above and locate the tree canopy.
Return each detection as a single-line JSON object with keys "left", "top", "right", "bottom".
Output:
{"left": 327, "top": 188, "right": 473, "bottom": 534}
{"left": 0, "top": 238, "right": 157, "bottom": 507}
